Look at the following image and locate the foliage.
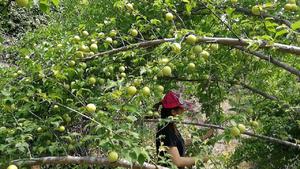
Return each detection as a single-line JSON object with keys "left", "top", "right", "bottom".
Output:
{"left": 0, "top": 0, "right": 300, "bottom": 168}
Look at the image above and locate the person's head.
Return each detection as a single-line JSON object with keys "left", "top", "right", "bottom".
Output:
{"left": 154, "top": 91, "right": 192, "bottom": 119}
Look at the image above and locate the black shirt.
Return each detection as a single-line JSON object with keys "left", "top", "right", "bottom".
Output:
{"left": 156, "top": 123, "right": 185, "bottom": 169}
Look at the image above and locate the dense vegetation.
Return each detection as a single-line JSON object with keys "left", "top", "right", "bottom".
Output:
{"left": 1, "top": 0, "right": 299, "bottom": 168}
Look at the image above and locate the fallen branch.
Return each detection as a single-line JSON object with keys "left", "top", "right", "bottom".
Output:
{"left": 144, "top": 119, "right": 300, "bottom": 150}
{"left": 12, "top": 156, "right": 169, "bottom": 169}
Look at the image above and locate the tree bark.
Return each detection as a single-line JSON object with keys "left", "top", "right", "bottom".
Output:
{"left": 82, "top": 37, "right": 300, "bottom": 62}
{"left": 13, "top": 156, "right": 169, "bottom": 169}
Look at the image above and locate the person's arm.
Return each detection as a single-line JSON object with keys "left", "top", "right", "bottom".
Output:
{"left": 167, "top": 146, "right": 195, "bottom": 168}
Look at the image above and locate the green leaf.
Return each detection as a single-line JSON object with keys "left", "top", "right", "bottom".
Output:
{"left": 52, "top": 0, "right": 60, "bottom": 8}
{"left": 275, "top": 29, "right": 289, "bottom": 38}
{"left": 225, "top": 7, "right": 235, "bottom": 16}
{"left": 39, "top": 0, "right": 50, "bottom": 13}
{"left": 291, "top": 21, "right": 300, "bottom": 31}
{"left": 137, "top": 153, "right": 147, "bottom": 165}
{"left": 80, "top": 0, "right": 89, "bottom": 5}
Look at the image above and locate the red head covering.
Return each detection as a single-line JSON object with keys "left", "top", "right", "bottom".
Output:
{"left": 161, "top": 91, "right": 193, "bottom": 110}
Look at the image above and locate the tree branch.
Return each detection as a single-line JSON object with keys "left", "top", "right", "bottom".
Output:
{"left": 234, "top": 46, "right": 300, "bottom": 77}
{"left": 144, "top": 119, "right": 300, "bottom": 150}
{"left": 12, "top": 156, "right": 169, "bottom": 169}
{"left": 82, "top": 37, "right": 300, "bottom": 77}
{"left": 234, "top": 7, "right": 292, "bottom": 28}
{"left": 160, "top": 77, "right": 279, "bottom": 101}
{"left": 190, "top": 5, "right": 293, "bottom": 30}
{"left": 83, "top": 38, "right": 174, "bottom": 61}
{"left": 83, "top": 37, "right": 300, "bottom": 62}
{"left": 239, "top": 82, "right": 278, "bottom": 101}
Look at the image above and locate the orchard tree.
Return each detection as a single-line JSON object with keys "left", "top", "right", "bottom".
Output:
{"left": 0, "top": 0, "right": 300, "bottom": 169}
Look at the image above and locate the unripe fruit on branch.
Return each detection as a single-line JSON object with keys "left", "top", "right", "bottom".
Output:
{"left": 200, "top": 50, "right": 210, "bottom": 60}
{"left": 210, "top": 44, "right": 219, "bottom": 50}
{"left": 57, "top": 126, "right": 65, "bottom": 132}
{"left": 119, "top": 66, "right": 125, "bottom": 72}
{"left": 127, "top": 86, "right": 137, "bottom": 95}
{"left": 251, "top": 5, "right": 261, "bottom": 15}
{"left": 105, "top": 37, "right": 113, "bottom": 44}
{"left": 157, "top": 85, "right": 164, "bottom": 93}
{"left": 120, "top": 72, "right": 126, "bottom": 78}
{"left": 186, "top": 34, "right": 197, "bottom": 44}
{"left": 130, "top": 29, "right": 138, "bottom": 37}
{"left": 160, "top": 58, "right": 170, "bottom": 64}
{"left": 133, "top": 79, "right": 142, "bottom": 86}
{"left": 230, "top": 126, "right": 240, "bottom": 137}
{"left": 285, "top": 3, "right": 298, "bottom": 11}
{"left": 187, "top": 63, "right": 196, "bottom": 71}
{"left": 142, "top": 87, "right": 151, "bottom": 96}
{"left": 90, "top": 44, "right": 98, "bottom": 52}
{"left": 250, "top": 121, "right": 259, "bottom": 128}
{"left": 165, "top": 12, "right": 174, "bottom": 21}
{"left": 82, "top": 31, "right": 89, "bottom": 36}
{"left": 88, "top": 77, "right": 96, "bottom": 85}
{"left": 108, "top": 151, "right": 119, "bottom": 162}
{"left": 98, "top": 32, "right": 105, "bottom": 38}
{"left": 126, "top": 3, "right": 134, "bottom": 10}
{"left": 231, "top": 0, "right": 238, "bottom": 4}
{"left": 68, "top": 60, "right": 76, "bottom": 67}
{"left": 79, "top": 44, "right": 90, "bottom": 52}
{"left": 7, "top": 164, "right": 18, "bottom": 169}
{"left": 109, "top": 30, "right": 117, "bottom": 37}
{"left": 162, "top": 66, "right": 172, "bottom": 76}
{"left": 193, "top": 45, "right": 203, "bottom": 54}
{"left": 171, "top": 43, "right": 181, "bottom": 53}
{"left": 74, "top": 35, "right": 81, "bottom": 42}
{"left": 237, "top": 124, "right": 246, "bottom": 133}
{"left": 86, "top": 104, "right": 96, "bottom": 113}
{"left": 75, "top": 51, "right": 84, "bottom": 58}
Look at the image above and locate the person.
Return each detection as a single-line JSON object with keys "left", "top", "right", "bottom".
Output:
{"left": 155, "top": 91, "right": 214, "bottom": 169}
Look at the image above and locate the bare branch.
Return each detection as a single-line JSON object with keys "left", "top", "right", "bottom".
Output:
{"left": 12, "top": 156, "right": 169, "bottom": 169}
